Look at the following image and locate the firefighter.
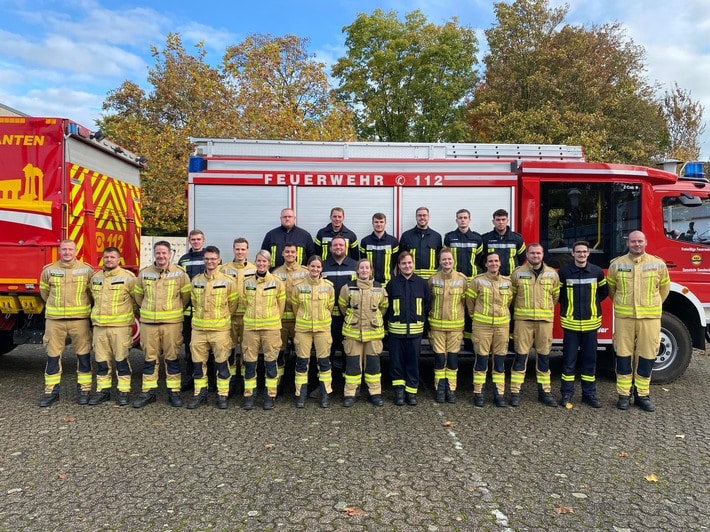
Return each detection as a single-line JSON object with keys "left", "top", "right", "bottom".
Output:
{"left": 399, "top": 206, "right": 442, "bottom": 279}
{"left": 133, "top": 241, "right": 191, "bottom": 408}
{"left": 186, "top": 245, "right": 238, "bottom": 410}
{"left": 338, "top": 258, "right": 388, "bottom": 407}
{"left": 314, "top": 207, "right": 359, "bottom": 261}
{"left": 558, "top": 240, "right": 609, "bottom": 408}
{"left": 509, "top": 243, "right": 561, "bottom": 407}
{"left": 260, "top": 208, "right": 315, "bottom": 268}
{"left": 359, "top": 212, "right": 399, "bottom": 284}
{"left": 219, "top": 237, "right": 257, "bottom": 396}
{"left": 428, "top": 248, "right": 468, "bottom": 403}
{"left": 479, "top": 208, "right": 526, "bottom": 276}
{"left": 385, "top": 251, "right": 430, "bottom": 406}
{"left": 444, "top": 208, "right": 483, "bottom": 353}
{"left": 272, "top": 243, "right": 309, "bottom": 392}
{"left": 466, "top": 252, "right": 513, "bottom": 407}
{"left": 241, "top": 249, "right": 286, "bottom": 410}
{"left": 321, "top": 236, "right": 358, "bottom": 370}
{"left": 38, "top": 239, "right": 94, "bottom": 407}
{"left": 291, "top": 255, "right": 335, "bottom": 408}
{"left": 177, "top": 229, "right": 207, "bottom": 391}
{"left": 607, "top": 230, "right": 670, "bottom": 412}
{"left": 88, "top": 247, "right": 137, "bottom": 406}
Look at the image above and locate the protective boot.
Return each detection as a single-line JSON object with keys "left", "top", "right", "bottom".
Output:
{"left": 446, "top": 381, "right": 456, "bottom": 404}
{"left": 295, "top": 384, "right": 308, "bottom": 409}
{"left": 167, "top": 390, "right": 183, "bottom": 408}
{"left": 493, "top": 388, "right": 506, "bottom": 408}
{"left": 319, "top": 382, "right": 330, "bottom": 408}
{"left": 473, "top": 393, "right": 485, "bottom": 407}
{"left": 435, "top": 380, "right": 446, "bottom": 404}
{"left": 39, "top": 386, "right": 60, "bottom": 407}
{"left": 186, "top": 388, "right": 208, "bottom": 409}
{"left": 393, "top": 386, "right": 405, "bottom": 406}
{"left": 132, "top": 390, "right": 157, "bottom": 409}
{"left": 77, "top": 384, "right": 90, "bottom": 406}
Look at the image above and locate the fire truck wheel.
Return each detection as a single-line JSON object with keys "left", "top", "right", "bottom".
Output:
{"left": 653, "top": 312, "right": 692, "bottom": 385}
{"left": 0, "top": 330, "right": 16, "bottom": 355}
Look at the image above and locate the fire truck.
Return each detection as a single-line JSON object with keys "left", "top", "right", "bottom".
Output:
{"left": 187, "top": 138, "right": 709, "bottom": 384}
{"left": 0, "top": 117, "right": 142, "bottom": 355}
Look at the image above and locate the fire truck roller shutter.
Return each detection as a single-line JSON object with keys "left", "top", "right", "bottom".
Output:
{"left": 66, "top": 138, "right": 140, "bottom": 187}
{"left": 192, "top": 185, "right": 288, "bottom": 261}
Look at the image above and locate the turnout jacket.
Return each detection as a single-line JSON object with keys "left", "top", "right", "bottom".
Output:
{"left": 510, "top": 262, "right": 560, "bottom": 321}
{"left": 385, "top": 273, "right": 430, "bottom": 337}
{"left": 428, "top": 270, "right": 468, "bottom": 331}
{"left": 359, "top": 231, "right": 399, "bottom": 284}
{"left": 291, "top": 276, "right": 335, "bottom": 332}
{"left": 261, "top": 225, "right": 315, "bottom": 268}
{"left": 220, "top": 260, "right": 257, "bottom": 317}
{"left": 190, "top": 270, "right": 238, "bottom": 330}
{"left": 338, "top": 279, "right": 388, "bottom": 342}
{"left": 466, "top": 271, "right": 513, "bottom": 326}
{"left": 399, "top": 225, "right": 443, "bottom": 279}
{"left": 558, "top": 261, "right": 608, "bottom": 331}
{"left": 241, "top": 271, "right": 286, "bottom": 330}
{"left": 314, "top": 223, "right": 359, "bottom": 261}
{"left": 606, "top": 252, "right": 670, "bottom": 319}
{"left": 479, "top": 227, "right": 526, "bottom": 276}
{"left": 90, "top": 267, "right": 137, "bottom": 327}
{"left": 444, "top": 228, "right": 483, "bottom": 278}
{"left": 134, "top": 263, "right": 191, "bottom": 323}
{"left": 40, "top": 259, "right": 94, "bottom": 319}
{"left": 177, "top": 248, "right": 206, "bottom": 280}
{"left": 272, "top": 262, "right": 309, "bottom": 321}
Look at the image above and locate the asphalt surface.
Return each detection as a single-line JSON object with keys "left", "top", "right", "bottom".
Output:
{"left": 0, "top": 344, "right": 708, "bottom": 531}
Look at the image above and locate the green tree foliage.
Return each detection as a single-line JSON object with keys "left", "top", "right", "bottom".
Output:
{"left": 100, "top": 33, "right": 353, "bottom": 234}
{"left": 469, "top": 0, "right": 667, "bottom": 164}
{"left": 332, "top": 9, "right": 479, "bottom": 142}
{"left": 661, "top": 82, "right": 705, "bottom": 163}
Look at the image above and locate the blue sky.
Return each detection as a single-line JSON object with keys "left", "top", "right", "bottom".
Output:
{"left": 1, "top": 0, "right": 709, "bottom": 158}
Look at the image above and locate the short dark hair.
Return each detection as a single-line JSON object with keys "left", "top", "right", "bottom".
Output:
{"left": 204, "top": 245, "right": 220, "bottom": 256}
{"left": 153, "top": 240, "right": 171, "bottom": 251}
{"left": 493, "top": 209, "right": 508, "bottom": 218}
{"left": 103, "top": 247, "right": 121, "bottom": 256}
{"left": 572, "top": 240, "right": 590, "bottom": 252}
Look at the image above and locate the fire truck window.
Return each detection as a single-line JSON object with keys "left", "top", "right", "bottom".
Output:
{"left": 663, "top": 195, "right": 710, "bottom": 245}
{"left": 540, "top": 183, "right": 613, "bottom": 268}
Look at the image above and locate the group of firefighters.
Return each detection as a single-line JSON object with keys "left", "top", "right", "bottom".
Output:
{"left": 38, "top": 205, "right": 670, "bottom": 412}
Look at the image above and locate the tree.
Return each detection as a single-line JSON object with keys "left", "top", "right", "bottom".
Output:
{"left": 332, "top": 9, "right": 479, "bottom": 142}
{"left": 223, "top": 34, "right": 355, "bottom": 141}
{"left": 100, "top": 33, "right": 353, "bottom": 234}
{"left": 661, "top": 83, "right": 705, "bottom": 163}
{"left": 469, "top": 0, "right": 667, "bottom": 164}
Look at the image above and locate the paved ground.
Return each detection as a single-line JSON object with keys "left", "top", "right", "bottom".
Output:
{"left": 0, "top": 345, "right": 708, "bottom": 531}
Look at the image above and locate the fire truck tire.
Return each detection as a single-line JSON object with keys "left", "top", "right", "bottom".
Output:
{"left": 652, "top": 312, "right": 692, "bottom": 385}
{"left": 0, "top": 330, "right": 16, "bottom": 355}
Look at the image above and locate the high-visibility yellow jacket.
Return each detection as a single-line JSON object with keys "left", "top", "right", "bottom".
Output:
{"left": 466, "top": 272, "right": 513, "bottom": 326}
{"left": 339, "top": 279, "right": 388, "bottom": 342}
{"left": 40, "top": 259, "right": 94, "bottom": 319}
{"left": 134, "top": 263, "right": 190, "bottom": 323}
{"left": 272, "top": 262, "right": 309, "bottom": 321}
{"left": 241, "top": 272, "right": 285, "bottom": 331}
{"left": 190, "top": 270, "right": 238, "bottom": 330}
{"left": 90, "top": 267, "right": 137, "bottom": 327}
{"left": 510, "top": 262, "right": 560, "bottom": 321}
{"left": 428, "top": 270, "right": 468, "bottom": 331}
{"left": 607, "top": 252, "right": 670, "bottom": 319}
{"left": 291, "top": 276, "right": 335, "bottom": 332}
{"left": 220, "top": 260, "right": 256, "bottom": 316}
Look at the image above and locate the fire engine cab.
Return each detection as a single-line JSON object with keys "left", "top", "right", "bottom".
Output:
{"left": 187, "top": 138, "right": 709, "bottom": 384}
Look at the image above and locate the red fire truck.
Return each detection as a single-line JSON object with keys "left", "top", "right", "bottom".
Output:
{"left": 187, "top": 138, "right": 709, "bottom": 384}
{"left": 0, "top": 117, "right": 142, "bottom": 355}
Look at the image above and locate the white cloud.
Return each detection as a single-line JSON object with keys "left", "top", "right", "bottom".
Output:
{"left": 0, "top": 87, "right": 105, "bottom": 128}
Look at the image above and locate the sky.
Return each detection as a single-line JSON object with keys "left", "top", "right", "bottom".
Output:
{"left": 1, "top": 0, "right": 709, "bottom": 159}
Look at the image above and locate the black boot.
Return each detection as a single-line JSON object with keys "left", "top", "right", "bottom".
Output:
{"left": 368, "top": 394, "right": 384, "bottom": 407}
{"left": 242, "top": 392, "right": 256, "bottom": 411}
{"left": 406, "top": 392, "right": 417, "bottom": 406}
{"left": 167, "top": 390, "right": 183, "bottom": 408}
{"left": 445, "top": 382, "right": 457, "bottom": 404}
{"left": 187, "top": 388, "right": 208, "bottom": 409}
{"left": 473, "top": 393, "right": 485, "bottom": 407}
{"left": 295, "top": 384, "right": 308, "bottom": 408}
{"left": 319, "top": 382, "right": 330, "bottom": 408}
{"left": 493, "top": 389, "right": 506, "bottom": 408}
{"left": 635, "top": 395, "right": 655, "bottom": 412}
{"left": 88, "top": 389, "right": 110, "bottom": 405}
{"left": 132, "top": 390, "right": 157, "bottom": 409}
{"left": 435, "top": 380, "right": 446, "bottom": 403}
{"left": 394, "top": 387, "right": 405, "bottom": 406}
{"left": 509, "top": 392, "right": 521, "bottom": 407}
{"left": 116, "top": 391, "right": 130, "bottom": 407}
{"left": 39, "top": 387, "right": 60, "bottom": 407}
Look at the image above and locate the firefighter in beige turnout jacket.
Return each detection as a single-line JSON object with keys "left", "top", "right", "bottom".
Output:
{"left": 38, "top": 239, "right": 94, "bottom": 407}
{"left": 509, "top": 243, "right": 560, "bottom": 407}
{"left": 133, "top": 241, "right": 191, "bottom": 408}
